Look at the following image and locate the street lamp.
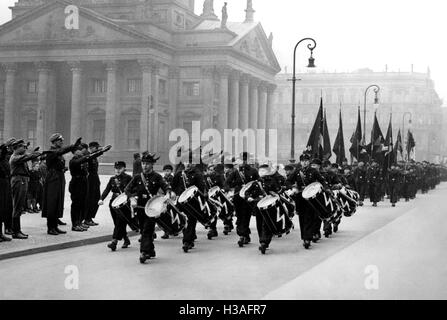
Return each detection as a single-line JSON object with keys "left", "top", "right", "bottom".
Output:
{"left": 362, "top": 84, "right": 380, "bottom": 145}
{"left": 290, "top": 37, "right": 317, "bottom": 162}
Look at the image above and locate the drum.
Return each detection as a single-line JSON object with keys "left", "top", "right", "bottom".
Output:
{"left": 338, "top": 187, "right": 359, "bottom": 217}
{"left": 239, "top": 180, "right": 264, "bottom": 200}
{"left": 157, "top": 200, "right": 188, "bottom": 236}
{"left": 257, "top": 195, "right": 293, "bottom": 236}
{"left": 278, "top": 191, "right": 296, "bottom": 218}
{"left": 178, "top": 186, "right": 216, "bottom": 228}
{"left": 302, "top": 182, "right": 338, "bottom": 222}
{"left": 111, "top": 193, "right": 139, "bottom": 231}
{"left": 209, "top": 186, "right": 235, "bottom": 222}
{"left": 145, "top": 196, "right": 188, "bottom": 235}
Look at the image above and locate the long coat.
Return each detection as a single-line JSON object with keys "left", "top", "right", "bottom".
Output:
{"left": 0, "top": 158, "right": 13, "bottom": 223}
{"left": 41, "top": 145, "right": 76, "bottom": 219}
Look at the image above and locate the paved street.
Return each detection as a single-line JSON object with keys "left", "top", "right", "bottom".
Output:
{"left": 0, "top": 183, "right": 446, "bottom": 300}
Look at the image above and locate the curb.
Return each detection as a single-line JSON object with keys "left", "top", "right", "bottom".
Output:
{"left": 0, "top": 231, "right": 139, "bottom": 261}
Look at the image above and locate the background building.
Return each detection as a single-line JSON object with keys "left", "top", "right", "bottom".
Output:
{"left": 274, "top": 68, "right": 445, "bottom": 163}
{"left": 0, "top": 0, "right": 280, "bottom": 164}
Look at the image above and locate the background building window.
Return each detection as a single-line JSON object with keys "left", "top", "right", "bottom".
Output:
{"left": 183, "top": 82, "right": 200, "bottom": 97}
{"left": 27, "top": 120, "right": 36, "bottom": 148}
{"left": 27, "top": 80, "right": 37, "bottom": 93}
{"left": 92, "top": 119, "right": 105, "bottom": 145}
{"left": 128, "top": 79, "right": 142, "bottom": 93}
{"left": 159, "top": 79, "right": 167, "bottom": 97}
{"left": 127, "top": 119, "right": 140, "bottom": 149}
{"left": 91, "top": 79, "right": 107, "bottom": 93}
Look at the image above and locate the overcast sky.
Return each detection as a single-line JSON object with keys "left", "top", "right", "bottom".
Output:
{"left": 1, "top": 0, "right": 446, "bottom": 106}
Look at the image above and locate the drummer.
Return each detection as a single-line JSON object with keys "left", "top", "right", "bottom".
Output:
{"left": 224, "top": 152, "right": 259, "bottom": 247}
{"left": 285, "top": 155, "right": 328, "bottom": 249}
{"left": 98, "top": 161, "right": 133, "bottom": 251}
{"left": 171, "top": 152, "right": 207, "bottom": 252}
{"left": 204, "top": 162, "right": 226, "bottom": 239}
{"left": 254, "top": 163, "right": 284, "bottom": 254}
{"left": 124, "top": 153, "right": 173, "bottom": 263}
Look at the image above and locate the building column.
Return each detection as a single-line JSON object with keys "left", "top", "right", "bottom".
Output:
{"left": 257, "top": 82, "right": 267, "bottom": 130}
{"left": 266, "top": 84, "right": 277, "bottom": 130}
{"left": 3, "top": 63, "right": 17, "bottom": 140}
{"left": 228, "top": 70, "right": 240, "bottom": 129}
{"left": 202, "top": 66, "right": 215, "bottom": 129}
{"left": 249, "top": 78, "right": 259, "bottom": 129}
{"left": 138, "top": 59, "right": 154, "bottom": 152}
{"left": 168, "top": 66, "right": 180, "bottom": 134}
{"left": 152, "top": 63, "right": 161, "bottom": 153}
{"left": 239, "top": 73, "right": 250, "bottom": 130}
{"left": 104, "top": 60, "right": 118, "bottom": 148}
{"left": 69, "top": 61, "right": 82, "bottom": 142}
{"left": 217, "top": 66, "right": 230, "bottom": 133}
{"left": 36, "top": 62, "right": 51, "bottom": 149}
{"left": 266, "top": 84, "right": 277, "bottom": 154}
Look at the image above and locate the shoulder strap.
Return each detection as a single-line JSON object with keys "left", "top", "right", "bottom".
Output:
{"left": 140, "top": 173, "right": 152, "bottom": 196}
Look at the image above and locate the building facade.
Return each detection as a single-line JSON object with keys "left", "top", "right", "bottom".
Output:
{"left": 0, "top": 0, "right": 280, "bottom": 163}
{"left": 274, "top": 68, "right": 445, "bottom": 163}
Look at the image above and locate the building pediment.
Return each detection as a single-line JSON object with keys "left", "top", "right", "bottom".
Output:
{"left": 0, "top": 0, "right": 152, "bottom": 45}
{"left": 231, "top": 23, "right": 280, "bottom": 72}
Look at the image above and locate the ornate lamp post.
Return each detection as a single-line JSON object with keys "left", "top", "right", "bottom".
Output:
{"left": 290, "top": 38, "right": 316, "bottom": 162}
{"left": 362, "top": 84, "right": 380, "bottom": 145}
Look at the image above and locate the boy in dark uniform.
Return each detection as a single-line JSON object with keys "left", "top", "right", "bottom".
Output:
{"left": 125, "top": 153, "right": 172, "bottom": 263}
{"left": 99, "top": 161, "right": 133, "bottom": 251}
{"left": 223, "top": 152, "right": 259, "bottom": 247}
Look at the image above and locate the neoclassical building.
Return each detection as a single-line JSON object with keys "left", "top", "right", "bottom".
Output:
{"left": 274, "top": 68, "right": 445, "bottom": 163}
{"left": 0, "top": 0, "right": 280, "bottom": 163}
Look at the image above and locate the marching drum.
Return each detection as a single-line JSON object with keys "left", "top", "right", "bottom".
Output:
{"left": 257, "top": 195, "right": 293, "bottom": 236}
{"left": 178, "top": 186, "right": 217, "bottom": 228}
{"left": 278, "top": 191, "right": 296, "bottom": 218}
{"left": 145, "top": 196, "right": 188, "bottom": 235}
{"left": 111, "top": 193, "right": 139, "bottom": 231}
{"left": 209, "top": 186, "right": 235, "bottom": 222}
{"left": 302, "top": 182, "right": 338, "bottom": 222}
{"left": 338, "top": 187, "right": 359, "bottom": 217}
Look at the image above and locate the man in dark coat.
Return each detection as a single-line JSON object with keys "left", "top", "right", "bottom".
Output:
{"left": 2, "top": 138, "right": 16, "bottom": 235}
{"left": 0, "top": 143, "right": 13, "bottom": 241}
{"left": 42, "top": 133, "right": 81, "bottom": 234}
{"left": 132, "top": 153, "right": 142, "bottom": 177}
{"left": 9, "top": 139, "right": 41, "bottom": 238}
{"left": 85, "top": 141, "right": 103, "bottom": 226}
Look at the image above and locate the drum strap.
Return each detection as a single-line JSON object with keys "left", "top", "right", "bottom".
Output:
{"left": 140, "top": 173, "right": 153, "bottom": 198}
{"left": 299, "top": 171, "right": 306, "bottom": 186}
{"left": 237, "top": 169, "right": 246, "bottom": 184}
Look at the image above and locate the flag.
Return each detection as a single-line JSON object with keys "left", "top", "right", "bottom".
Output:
{"left": 383, "top": 114, "right": 395, "bottom": 167}
{"left": 349, "top": 106, "right": 363, "bottom": 161}
{"left": 406, "top": 130, "right": 416, "bottom": 161}
{"left": 306, "top": 97, "right": 324, "bottom": 160}
{"left": 332, "top": 108, "right": 345, "bottom": 165}
{"left": 323, "top": 109, "right": 332, "bottom": 160}
{"left": 394, "top": 129, "right": 403, "bottom": 160}
{"left": 370, "top": 112, "right": 385, "bottom": 163}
